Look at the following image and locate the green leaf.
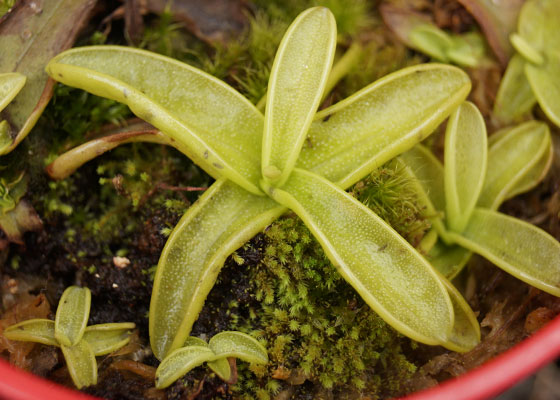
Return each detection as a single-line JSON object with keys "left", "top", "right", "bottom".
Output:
{"left": 0, "top": 73, "right": 26, "bottom": 112}
{"left": 429, "top": 241, "right": 472, "bottom": 279}
{"left": 54, "top": 286, "right": 91, "bottom": 347}
{"left": 182, "top": 336, "right": 231, "bottom": 380}
{"left": 297, "top": 64, "right": 471, "bottom": 189}
{"left": 478, "top": 121, "right": 551, "bottom": 209}
{"left": 149, "top": 179, "right": 283, "bottom": 360}
{"left": 437, "top": 274, "right": 480, "bottom": 352}
{"left": 398, "top": 145, "right": 447, "bottom": 237}
{"left": 82, "top": 322, "right": 135, "bottom": 356}
{"left": 265, "top": 168, "right": 454, "bottom": 345}
{"left": 46, "top": 46, "right": 264, "bottom": 195}
{"left": 209, "top": 331, "right": 268, "bottom": 364}
{"left": 493, "top": 54, "right": 537, "bottom": 123}
{"left": 262, "top": 7, "right": 336, "bottom": 185}
{"left": 444, "top": 102, "right": 487, "bottom": 233}
{"left": 155, "top": 346, "right": 216, "bottom": 389}
{"left": 525, "top": 51, "right": 560, "bottom": 127}
{"left": 3, "top": 319, "right": 58, "bottom": 347}
{"left": 449, "top": 208, "right": 560, "bottom": 296}
{"left": 60, "top": 340, "right": 97, "bottom": 389}
{"left": 506, "top": 137, "right": 553, "bottom": 199}
{"left": 409, "top": 24, "right": 453, "bottom": 62}
{"left": 517, "top": 0, "right": 560, "bottom": 53}
{"left": 46, "top": 124, "right": 177, "bottom": 180}
{"left": 0, "top": 0, "right": 96, "bottom": 155}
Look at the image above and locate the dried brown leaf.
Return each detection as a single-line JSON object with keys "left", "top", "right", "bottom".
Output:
{"left": 0, "top": 0, "right": 96, "bottom": 155}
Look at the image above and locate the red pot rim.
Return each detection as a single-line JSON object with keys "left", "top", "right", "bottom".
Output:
{"left": 1, "top": 314, "right": 560, "bottom": 400}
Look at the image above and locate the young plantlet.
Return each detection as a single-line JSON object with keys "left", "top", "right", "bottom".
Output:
{"left": 400, "top": 103, "right": 560, "bottom": 296}
{"left": 0, "top": 73, "right": 26, "bottom": 153}
{"left": 380, "top": 4, "right": 487, "bottom": 68}
{"left": 155, "top": 331, "right": 268, "bottom": 389}
{"left": 494, "top": 0, "right": 560, "bottom": 126}
{"left": 3, "top": 286, "right": 135, "bottom": 389}
{"left": 45, "top": 7, "right": 473, "bottom": 359}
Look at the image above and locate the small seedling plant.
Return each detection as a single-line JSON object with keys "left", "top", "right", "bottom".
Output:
{"left": 3, "top": 286, "right": 135, "bottom": 388}
{"left": 45, "top": 7, "right": 476, "bottom": 360}
{"left": 494, "top": 0, "right": 560, "bottom": 126}
{"left": 155, "top": 331, "right": 268, "bottom": 389}
{"left": 400, "top": 102, "right": 560, "bottom": 294}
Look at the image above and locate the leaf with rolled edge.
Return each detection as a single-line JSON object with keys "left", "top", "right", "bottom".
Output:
{"left": 149, "top": 178, "right": 283, "bottom": 360}
{"left": 182, "top": 336, "right": 231, "bottom": 381}
{"left": 55, "top": 286, "right": 91, "bottom": 347}
{"left": 261, "top": 7, "right": 336, "bottom": 185}
{"left": 61, "top": 340, "right": 97, "bottom": 389}
{"left": 46, "top": 46, "right": 264, "bottom": 196}
{"left": 478, "top": 121, "right": 551, "bottom": 209}
{"left": 525, "top": 52, "right": 560, "bottom": 127}
{"left": 0, "top": 0, "right": 96, "bottom": 156}
{"left": 437, "top": 273, "right": 480, "bottom": 352}
{"left": 297, "top": 64, "right": 471, "bottom": 189}
{"left": 264, "top": 168, "right": 454, "bottom": 345}
{"left": 155, "top": 346, "right": 217, "bottom": 389}
{"left": 444, "top": 102, "right": 487, "bottom": 233}
{"left": 82, "top": 322, "right": 135, "bottom": 356}
{"left": 209, "top": 331, "right": 268, "bottom": 364}
{"left": 3, "top": 319, "right": 58, "bottom": 347}
{"left": 493, "top": 54, "right": 537, "bottom": 124}
{"left": 46, "top": 121, "right": 177, "bottom": 180}
{"left": 0, "top": 73, "right": 26, "bottom": 112}
{"left": 448, "top": 208, "right": 560, "bottom": 297}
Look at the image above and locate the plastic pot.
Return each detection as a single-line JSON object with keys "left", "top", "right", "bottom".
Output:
{"left": 1, "top": 314, "right": 560, "bottom": 400}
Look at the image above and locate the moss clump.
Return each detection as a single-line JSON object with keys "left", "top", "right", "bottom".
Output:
{"left": 351, "top": 160, "right": 431, "bottom": 247}
{"left": 229, "top": 164, "right": 428, "bottom": 399}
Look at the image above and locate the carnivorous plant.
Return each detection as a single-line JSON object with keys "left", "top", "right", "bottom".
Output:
{"left": 494, "top": 0, "right": 560, "bottom": 126}
{"left": 155, "top": 331, "right": 268, "bottom": 388}
{"left": 45, "top": 7, "right": 475, "bottom": 360}
{"left": 3, "top": 286, "right": 135, "bottom": 388}
{"left": 400, "top": 102, "right": 560, "bottom": 295}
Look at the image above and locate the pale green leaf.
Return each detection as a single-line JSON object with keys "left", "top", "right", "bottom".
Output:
{"left": 437, "top": 274, "right": 480, "bottom": 352}
{"left": 506, "top": 137, "right": 553, "bottom": 199}
{"left": 493, "top": 54, "right": 537, "bottom": 123}
{"left": 449, "top": 208, "right": 560, "bottom": 296}
{"left": 265, "top": 168, "right": 453, "bottom": 345}
{"left": 0, "top": 73, "right": 26, "bottom": 112}
{"left": 444, "top": 102, "right": 487, "bottom": 233}
{"left": 149, "top": 179, "right": 283, "bottom": 360}
{"left": 478, "top": 121, "right": 550, "bottom": 209}
{"left": 262, "top": 7, "right": 336, "bottom": 185}
{"left": 297, "top": 64, "right": 471, "bottom": 188}
{"left": 83, "top": 323, "right": 135, "bottom": 356}
{"left": 525, "top": 52, "right": 560, "bottom": 127}
{"left": 55, "top": 286, "right": 91, "bottom": 347}
{"left": 46, "top": 125, "right": 176, "bottom": 180}
{"left": 398, "top": 145, "right": 446, "bottom": 236}
{"left": 207, "top": 358, "right": 232, "bottom": 382}
{"left": 184, "top": 336, "right": 208, "bottom": 347}
{"left": 60, "top": 341, "right": 97, "bottom": 389}
{"left": 3, "top": 319, "right": 58, "bottom": 347}
{"left": 46, "top": 46, "right": 264, "bottom": 195}
{"left": 209, "top": 331, "right": 268, "bottom": 364}
{"left": 428, "top": 241, "right": 472, "bottom": 279}
{"left": 181, "top": 337, "right": 231, "bottom": 380}
{"left": 155, "top": 346, "right": 216, "bottom": 389}
{"left": 517, "top": 0, "right": 560, "bottom": 53}
{"left": 409, "top": 24, "right": 453, "bottom": 62}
